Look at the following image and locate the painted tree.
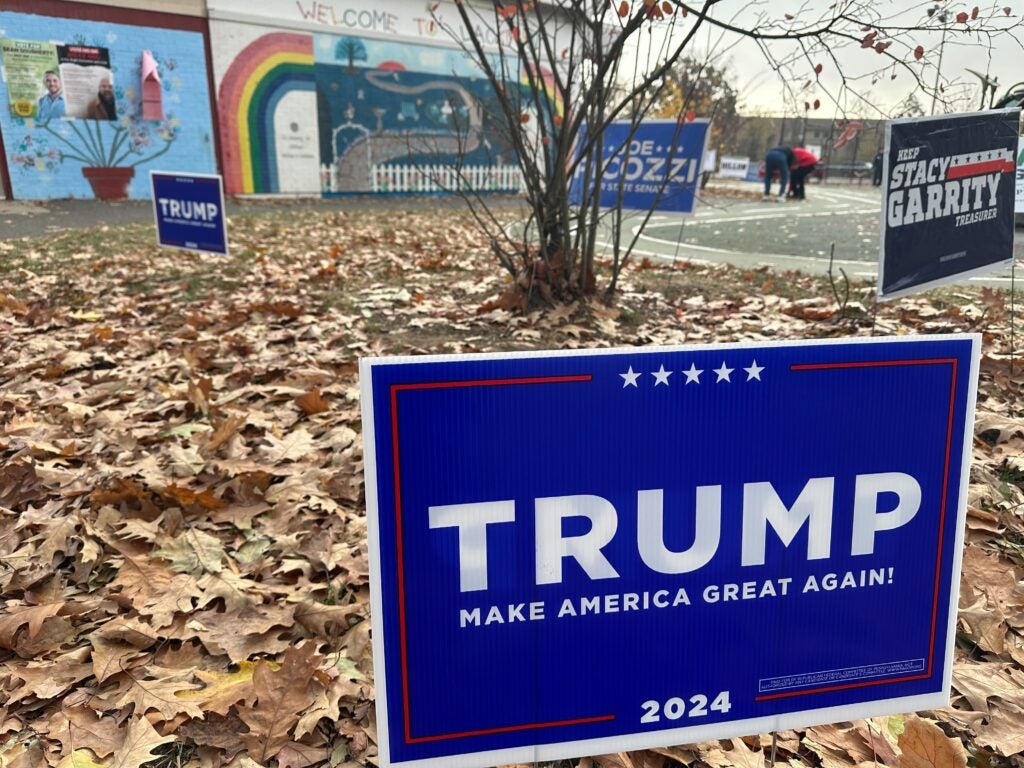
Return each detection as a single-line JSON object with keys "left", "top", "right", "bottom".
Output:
{"left": 335, "top": 36, "right": 368, "bottom": 74}
{"left": 431, "top": 0, "right": 1022, "bottom": 307}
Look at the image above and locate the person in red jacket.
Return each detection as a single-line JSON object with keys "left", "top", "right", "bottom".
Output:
{"left": 788, "top": 147, "right": 819, "bottom": 200}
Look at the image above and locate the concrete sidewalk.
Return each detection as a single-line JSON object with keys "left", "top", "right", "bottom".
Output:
{"left": 0, "top": 194, "right": 526, "bottom": 241}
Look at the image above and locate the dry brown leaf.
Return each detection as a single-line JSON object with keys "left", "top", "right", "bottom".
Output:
{"left": 898, "top": 714, "right": 966, "bottom": 768}
{"left": 295, "top": 387, "right": 330, "bottom": 415}
{"left": 237, "top": 643, "right": 323, "bottom": 762}
{"left": 90, "top": 635, "right": 150, "bottom": 682}
{"left": 952, "top": 662, "right": 1024, "bottom": 714}
{"left": 109, "top": 716, "right": 176, "bottom": 768}
{"left": 0, "top": 603, "right": 64, "bottom": 649}
{"left": 973, "top": 705, "right": 1024, "bottom": 756}
{"left": 111, "top": 668, "right": 204, "bottom": 721}
{"left": 259, "top": 428, "right": 319, "bottom": 462}
{"left": 46, "top": 706, "right": 124, "bottom": 759}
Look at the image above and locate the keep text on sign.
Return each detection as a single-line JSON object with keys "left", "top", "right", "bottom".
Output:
{"left": 361, "top": 336, "right": 978, "bottom": 768}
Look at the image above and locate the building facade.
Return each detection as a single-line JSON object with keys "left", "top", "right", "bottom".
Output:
{"left": 0, "top": 0, "right": 560, "bottom": 199}
{"left": 0, "top": 0, "right": 218, "bottom": 200}
{"left": 207, "top": 0, "right": 548, "bottom": 196}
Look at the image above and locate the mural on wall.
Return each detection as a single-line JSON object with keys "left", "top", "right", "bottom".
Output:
{"left": 211, "top": 15, "right": 561, "bottom": 195}
{"left": 215, "top": 29, "right": 316, "bottom": 195}
{"left": 0, "top": 11, "right": 216, "bottom": 200}
{"left": 314, "top": 33, "right": 532, "bottom": 194}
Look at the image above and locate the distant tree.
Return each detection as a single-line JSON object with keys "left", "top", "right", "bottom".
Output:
{"left": 893, "top": 92, "right": 925, "bottom": 118}
{"left": 653, "top": 56, "right": 742, "bottom": 153}
{"left": 728, "top": 111, "right": 780, "bottom": 159}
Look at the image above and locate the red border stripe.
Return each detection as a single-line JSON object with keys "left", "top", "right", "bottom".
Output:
{"left": 390, "top": 373, "right": 607, "bottom": 743}
{"left": 946, "top": 159, "right": 1016, "bottom": 179}
{"left": 757, "top": 357, "right": 959, "bottom": 702}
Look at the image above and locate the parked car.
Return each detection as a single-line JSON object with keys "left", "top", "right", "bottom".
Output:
{"left": 822, "top": 162, "right": 873, "bottom": 181}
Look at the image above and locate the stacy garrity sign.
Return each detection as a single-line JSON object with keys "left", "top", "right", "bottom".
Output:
{"left": 360, "top": 335, "right": 979, "bottom": 768}
{"left": 879, "top": 108, "right": 1019, "bottom": 299}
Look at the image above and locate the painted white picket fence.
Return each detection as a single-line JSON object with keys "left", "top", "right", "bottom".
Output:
{"left": 371, "top": 164, "right": 525, "bottom": 194}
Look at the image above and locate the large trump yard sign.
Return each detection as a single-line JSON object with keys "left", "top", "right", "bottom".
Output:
{"left": 360, "top": 336, "right": 979, "bottom": 768}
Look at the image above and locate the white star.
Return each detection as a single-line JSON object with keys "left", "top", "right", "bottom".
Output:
{"left": 713, "top": 362, "right": 733, "bottom": 383}
{"left": 620, "top": 366, "right": 641, "bottom": 388}
{"left": 682, "top": 363, "right": 703, "bottom": 384}
{"left": 744, "top": 359, "right": 765, "bottom": 381}
{"left": 651, "top": 364, "right": 672, "bottom": 386}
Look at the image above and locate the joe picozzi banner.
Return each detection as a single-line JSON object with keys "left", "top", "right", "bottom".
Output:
{"left": 361, "top": 335, "right": 979, "bottom": 768}
{"left": 879, "top": 108, "right": 1019, "bottom": 299}
{"left": 569, "top": 119, "right": 710, "bottom": 213}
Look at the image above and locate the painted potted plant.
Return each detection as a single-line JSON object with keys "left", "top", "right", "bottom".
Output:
{"left": 36, "top": 112, "right": 180, "bottom": 200}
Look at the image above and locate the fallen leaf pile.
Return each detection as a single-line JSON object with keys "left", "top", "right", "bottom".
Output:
{"left": 0, "top": 201, "right": 1022, "bottom": 768}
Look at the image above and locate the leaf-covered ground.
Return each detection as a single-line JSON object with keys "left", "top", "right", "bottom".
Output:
{"left": 0, "top": 203, "right": 1022, "bottom": 768}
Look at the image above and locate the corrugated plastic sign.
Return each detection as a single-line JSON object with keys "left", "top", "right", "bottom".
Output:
{"left": 361, "top": 335, "right": 979, "bottom": 768}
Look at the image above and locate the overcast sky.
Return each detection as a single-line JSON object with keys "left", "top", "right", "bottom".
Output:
{"left": 629, "top": 1, "right": 1024, "bottom": 118}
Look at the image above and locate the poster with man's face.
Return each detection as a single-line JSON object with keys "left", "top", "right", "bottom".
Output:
{"left": 57, "top": 44, "right": 116, "bottom": 120}
{"left": 0, "top": 38, "right": 60, "bottom": 118}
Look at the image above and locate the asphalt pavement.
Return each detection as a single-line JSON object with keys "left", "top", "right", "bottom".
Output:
{"left": 2, "top": 187, "right": 1021, "bottom": 293}
{"left": 602, "top": 182, "right": 1023, "bottom": 291}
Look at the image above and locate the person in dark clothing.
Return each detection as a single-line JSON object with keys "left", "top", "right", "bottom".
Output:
{"left": 763, "top": 146, "right": 794, "bottom": 201}
{"left": 788, "top": 147, "right": 819, "bottom": 200}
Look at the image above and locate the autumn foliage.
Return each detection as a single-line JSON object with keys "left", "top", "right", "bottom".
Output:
{"left": 1, "top": 207, "right": 1024, "bottom": 766}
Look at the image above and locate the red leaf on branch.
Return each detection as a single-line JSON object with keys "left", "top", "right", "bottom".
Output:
{"left": 860, "top": 31, "right": 878, "bottom": 48}
{"left": 803, "top": 101, "right": 810, "bottom": 111}
{"left": 874, "top": 40, "right": 892, "bottom": 53}
{"left": 814, "top": 63, "right": 823, "bottom": 74}
{"left": 971, "top": 5, "right": 979, "bottom": 19}
{"left": 618, "top": 0, "right": 629, "bottom": 16}
{"left": 1004, "top": 7, "right": 1012, "bottom": 15}
{"left": 662, "top": 1, "right": 672, "bottom": 13}
{"left": 519, "top": 113, "right": 530, "bottom": 123}
{"left": 913, "top": 45, "right": 925, "bottom": 60}
{"left": 956, "top": 11, "right": 969, "bottom": 22}
{"left": 784, "top": 13, "right": 794, "bottom": 20}
{"left": 813, "top": 99, "right": 821, "bottom": 109}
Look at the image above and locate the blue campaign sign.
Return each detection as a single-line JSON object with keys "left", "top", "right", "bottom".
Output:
{"left": 150, "top": 171, "right": 228, "bottom": 256}
{"left": 361, "top": 336, "right": 979, "bottom": 768}
{"left": 880, "top": 109, "right": 1019, "bottom": 299}
{"left": 569, "top": 119, "right": 710, "bottom": 213}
